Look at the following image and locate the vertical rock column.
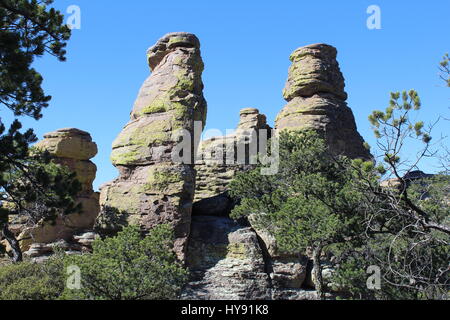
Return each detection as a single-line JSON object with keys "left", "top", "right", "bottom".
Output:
{"left": 98, "top": 32, "right": 207, "bottom": 261}
{"left": 15, "top": 128, "right": 100, "bottom": 251}
{"left": 275, "top": 43, "right": 371, "bottom": 160}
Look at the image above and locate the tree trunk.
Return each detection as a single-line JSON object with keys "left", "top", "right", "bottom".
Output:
{"left": 312, "top": 244, "right": 324, "bottom": 300}
{"left": 2, "top": 224, "right": 22, "bottom": 263}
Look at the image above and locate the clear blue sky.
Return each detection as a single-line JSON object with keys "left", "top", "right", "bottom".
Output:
{"left": 9, "top": 0, "right": 450, "bottom": 190}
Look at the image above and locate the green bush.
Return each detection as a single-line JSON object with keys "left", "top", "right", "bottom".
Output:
{"left": 62, "top": 224, "right": 188, "bottom": 300}
{"left": 0, "top": 256, "right": 64, "bottom": 300}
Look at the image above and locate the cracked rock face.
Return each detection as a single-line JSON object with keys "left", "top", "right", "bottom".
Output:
{"left": 97, "top": 32, "right": 207, "bottom": 261}
{"left": 276, "top": 43, "right": 371, "bottom": 160}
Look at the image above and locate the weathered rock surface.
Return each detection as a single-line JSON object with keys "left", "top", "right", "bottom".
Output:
{"left": 35, "top": 128, "right": 98, "bottom": 161}
{"left": 97, "top": 32, "right": 207, "bottom": 261}
{"left": 13, "top": 128, "right": 100, "bottom": 253}
{"left": 182, "top": 216, "right": 272, "bottom": 300}
{"left": 276, "top": 43, "right": 371, "bottom": 160}
{"left": 182, "top": 216, "right": 314, "bottom": 300}
{"left": 23, "top": 231, "right": 99, "bottom": 263}
{"left": 193, "top": 108, "right": 272, "bottom": 216}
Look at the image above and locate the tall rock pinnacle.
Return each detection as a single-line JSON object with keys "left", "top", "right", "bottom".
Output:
{"left": 97, "top": 32, "right": 207, "bottom": 261}
{"left": 276, "top": 43, "right": 371, "bottom": 160}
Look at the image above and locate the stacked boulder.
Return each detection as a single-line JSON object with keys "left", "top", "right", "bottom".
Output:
{"left": 18, "top": 128, "right": 99, "bottom": 253}
{"left": 97, "top": 32, "right": 207, "bottom": 261}
{"left": 193, "top": 108, "right": 272, "bottom": 216}
{"left": 275, "top": 43, "right": 371, "bottom": 160}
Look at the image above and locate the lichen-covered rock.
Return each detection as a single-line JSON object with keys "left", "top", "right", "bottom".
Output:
{"left": 182, "top": 216, "right": 312, "bottom": 300}
{"left": 193, "top": 108, "right": 271, "bottom": 216}
{"left": 283, "top": 44, "right": 347, "bottom": 101}
{"left": 98, "top": 32, "right": 207, "bottom": 261}
{"left": 276, "top": 43, "right": 371, "bottom": 160}
{"left": 182, "top": 216, "right": 272, "bottom": 300}
{"left": 15, "top": 128, "right": 100, "bottom": 253}
{"left": 35, "top": 128, "right": 97, "bottom": 161}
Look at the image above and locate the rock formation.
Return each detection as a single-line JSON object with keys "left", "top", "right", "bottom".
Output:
{"left": 8, "top": 128, "right": 100, "bottom": 253}
{"left": 275, "top": 43, "right": 371, "bottom": 160}
{"left": 193, "top": 108, "right": 271, "bottom": 216}
{"left": 23, "top": 231, "right": 97, "bottom": 263}
{"left": 97, "top": 32, "right": 207, "bottom": 261}
{"left": 182, "top": 216, "right": 319, "bottom": 300}
{"left": 182, "top": 216, "right": 271, "bottom": 299}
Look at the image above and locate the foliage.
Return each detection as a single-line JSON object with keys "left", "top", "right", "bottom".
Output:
{"left": 0, "top": 147, "right": 81, "bottom": 224}
{"left": 439, "top": 53, "right": 450, "bottom": 87}
{"left": 229, "top": 88, "right": 449, "bottom": 300}
{"left": 0, "top": 254, "right": 64, "bottom": 300}
{"left": 62, "top": 225, "right": 188, "bottom": 300}
{"left": 0, "top": 0, "right": 71, "bottom": 116}
{"left": 0, "top": 0, "right": 75, "bottom": 262}
{"left": 333, "top": 88, "right": 450, "bottom": 300}
{"left": 229, "top": 130, "right": 374, "bottom": 298}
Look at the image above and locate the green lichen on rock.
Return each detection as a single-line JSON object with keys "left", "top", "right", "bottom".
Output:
{"left": 226, "top": 243, "right": 247, "bottom": 259}
{"left": 110, "top": 148, "right": 141, "bottom": 166}
{"left": 140, "top": 100, "right": 167, "bottom": 115}
{"left": 174, "top": 70, "right": 195, "bottom": 92}
{"left": 100, "top": 184, "right": 144, "bottom": 215}
{"left": 100, "top": 32, "right": 207, "bottom": 262}
{"left": 144, "top": 166, "right": 184, "bottom": 194}
{"left": 113, "top": 121, "right": 172, "bottom": 149}
{"left": 168, "top": 36, "right": 187, "bottom": 47}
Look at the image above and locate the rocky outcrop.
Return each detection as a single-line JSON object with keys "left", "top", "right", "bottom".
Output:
{"left": 23, "top": 231, "right": 98, "bottom": 263}
{"left": 9, "top": 128, "right": 100, "bottom": 253}
{"left": 182, "top": 216, "right": 271, "bottom": 300}
{"left": 193, "top": 108, "right": 272, "bottom": 216}
{"left": 182, "top": 216, "right": 318, "bottom": 300}
{"left": 275, "top": 43, "right": 371, "bottom": 160}
{"left": 97, "top": 32, "right": 207, "bottom": 261}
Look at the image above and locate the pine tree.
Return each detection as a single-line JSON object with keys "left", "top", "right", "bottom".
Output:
{"left": 0, "top": 0, "right": 76, "bottom": 262}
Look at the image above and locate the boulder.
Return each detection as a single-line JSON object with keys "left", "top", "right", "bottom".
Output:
{"left": 248, "top": 214, "right": 308, "bottom": 291}
{"left": 35, "top": 128, "right": 97, "bottom": 161}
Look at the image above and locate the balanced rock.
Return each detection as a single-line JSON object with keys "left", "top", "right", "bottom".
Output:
{"left": 193, "top": 108, "right": 272, "bottom": 216}
{"left": 35, "top": 128, "right": 97, "bottom": 161}
{"left": 16, "top": 128, "right": 100, "bottom": 253}
{"left": 97, "top": 32, "right": 207, "bottom": 261}
{"left": 276, "top": 44, "right": 371, "bottom": 160}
